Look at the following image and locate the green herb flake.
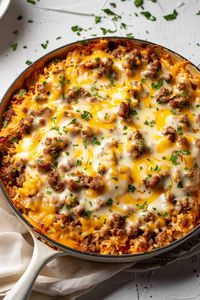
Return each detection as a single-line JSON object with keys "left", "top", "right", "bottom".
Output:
{"left": 68, "top": 118, "right": 77, "bottom": 125}
{"left": 134, "top": 0, "right": 143, "bottom": 7}
{"left": 100, "top": 27, "right": 107, "bottom": 35}
{"left": 120, "top": 22, "right": 127, "bottom": 29}
{"left": 154, "top": 165, "right": 161, "bottom": 172}
{"left": 197, "top": 11, "right": 200, "bottom": 15}
{"left": 26, "top": 60, "right": 32, "bottom": 65}
{"left": 81, "top": 111, "right": 92, "bottom": 121}
{"left": 2, "top": 121, "right": 8, "bottom": 128}
{"left": 169, "top": 150, "right": 180, "bottom": 166}
{"left": 76, "top": 159, "right": 82, "bottom": 166}
{"left": 91, "top": 137, "right": 101, "bottom": 145}
{"left": 106, "top": 198, "right": 113, "bottom": 205}
{"left": 41, "top": 40, "right": 49, "bottom": 49}
{"left": 144, "top": 120, "right": 155, "bottom": 127}
{"left": 18, "top": 89, "right": 26, "bottom": 98}
{"left": 102, "top": 8, "right": 120, "bottom": 17}
{"left": 177, "top": 181, "right": 183, "bottom": 188}
{"left": 82, "top": 210, "right": 91, "bottom": 218}
{"left": 10, "top": 43, "right": 18, "bottom": 51}
{"left": 95, "top": 15, "right": 102, "bottom": 23}
{"left": 141, "top": 11, "right": 157, "bottom": 21}
{"left": 128, "top": 184, "right": 136, "bottom": 193}
{"left": 110, "top": 2, "right": 117, "bottom": 8}
{"left": 27, "top": 0, "right": 36, "bottom": 4}
{"left": 12, "top": 137, "right": 19, "bottom": 143}
{"left": 177, "top": 126, "right": 183, "bottom": 135}
{"left": 126, "top": 33, "right": 134, "bottom": 38}
{"left": 71, "top": 25, "right": 83, "bottom": 36}
{"left": 151, "top": 79, "right": 163, "bottom": 90}
{"left": 163, "top": 9, "right": 178, "bottom": 21}
{"left": 130, "top": 109, "right": 138, "bottom": 115}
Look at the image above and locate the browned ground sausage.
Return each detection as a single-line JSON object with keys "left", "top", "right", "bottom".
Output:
{"left": 162, "top": 126, "right": 177, "bottom": 142}
{"left": 169, "top": 96, "right": 189, "bottom": 109}
{"left": 143, "top": 174, "right": 161, "bottom": 188}
{"left": 118, "top": 102, "right": 130, "bottom": 119}
{"left": 48, "top": 171, "right": 65, "bottom": 192}
{"left": 177, "top": 137, "right": 189, "bottom": 147}
{"left": 156, "top": 87, "right": 171, "bottom": 104}
{"left": 110, "top": 213, "right": 125, "bottom": 228}
{"left": 20, "top": 116, "right": 34, "bottom": 134}
{"left": 37, "top": 159, "right": 52, "bottom": 172}
{"left": 44, "top": 137, "right": 68, "bottom": 158}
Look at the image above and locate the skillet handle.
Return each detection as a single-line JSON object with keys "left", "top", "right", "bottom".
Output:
{"left": 3, "top": 232, "right": 62, "bottom": 300}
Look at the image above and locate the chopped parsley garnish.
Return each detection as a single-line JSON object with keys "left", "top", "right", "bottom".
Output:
{"left": 12, "top": 137, "right": 19, "bottom": 143}
{"left": 134, "top": 0, "right": 143, "bottom": 7}
{"left": 144, "top": 120, "right": 155, "bottom": 127}
{"left": 120, "top": 22, "right": 127, "bottom": 29}
{"left": 140, "top": 11, "right": 157, "bottom": 21}
{"left": 13, "top": 30, "right": 18, "bottom": 34}
{"left": 169, "top": 150, "right": 180, "bottom": 166}
{"left": 177, "top": 181, "right": 183, "bottom": 188}
{"left": 10, "top": 43, "right": 18, "bottom": 51}
{"left": 137, "top": 200, "right": 148, "bottom": 211}
{"left": 59, "top": 75, "right": 65, "bottom": 87}
{"left": 41, "top": 40, "right": 49, "bottom": 49}
{"left": 82, "top": 210, "right": 91, "bottom": 218}
{"left": 106, "top": 198, "right": 113, "bottom": 205}
{"left": 163, "top": 9, "right": 178, "bottom": 21}
{"left": 71, "top": 25, "right": 83, "bottom": 36}
{"left": 154, "top": 165, "right": 161, "bottom": 172}
{"left": 177, "top": 126, "right": 183, "bottom": 135}
{"left": 126, "top": 33, "right": 134, "bottom": 38}
{"left": 2, "top": 121, "right": 7, "bottom": 128}
{"left": 194, "top": 162, "right": 199, "bottom": 169}
{"left": 27, "top": 0, "right": 37, "bottom": 4}
{"left": 197, "top": 11, "right": 200, "bottom": 15}
{"left": 76, "top": 159, "right": 82, "bottom": 166}
{"left": 102, "top": 8, "right": 120, "bottom": 17}
{"left": 81, "top": 111, "right": 92, "bottom": 121}
{"left": 68, "top": 118, "right": 77, "bottom": 125}
{"left": 56, "top": 36, "right": 62, "bottom": 40}
{"left": 110, "top": 2, "right": 117, "bottom": 8}
{"left": 25, "top": 60, "right": 32, "bottom": 65}
{"left": 130, "top": 109, "right": 138, "bottom": 115}
{"left": 95, "top": 16, "right": 102, "bottom": 23}
{"left": 151, "top": 79, "right": 163, "bottom": 90}
{"left": 128, "top": 184, "right": 136, "bottom": 193}
{"left": 91, "top": 137, "right": 101, "bottom": 145}
{"left": 100, "top": 27, "right": 117, "bottom": 35}
{"left": 18, "top": 89, "right": 26, "bottom": 97}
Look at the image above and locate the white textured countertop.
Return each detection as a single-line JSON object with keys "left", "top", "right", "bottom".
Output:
{"left": 0, "top": 0, "right": 200, "bottom": 299}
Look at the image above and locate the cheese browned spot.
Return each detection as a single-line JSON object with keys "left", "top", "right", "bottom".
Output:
{"left": 1, "top": 39, "right": 200, "bottom": 255}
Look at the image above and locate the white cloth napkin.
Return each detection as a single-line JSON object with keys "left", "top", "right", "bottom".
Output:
{"left": 0, "top": 192, "right": 134, "bottom": 299}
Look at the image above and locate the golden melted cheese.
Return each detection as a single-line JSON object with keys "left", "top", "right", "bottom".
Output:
{"left": 1, "top": 39, "right": 200, "bottom": 255}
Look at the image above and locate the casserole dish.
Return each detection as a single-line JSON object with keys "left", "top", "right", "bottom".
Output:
{"left": 1, "top": 37, "right": 200, "bottom": 299}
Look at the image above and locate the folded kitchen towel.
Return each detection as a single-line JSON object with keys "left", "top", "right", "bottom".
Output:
{"left": 0, "top": 192, "right": 134, "bottom": 299}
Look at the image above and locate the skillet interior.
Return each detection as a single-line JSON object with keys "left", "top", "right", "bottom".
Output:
{"left": 1, "top": 37, "right": 200, "bottom": 263}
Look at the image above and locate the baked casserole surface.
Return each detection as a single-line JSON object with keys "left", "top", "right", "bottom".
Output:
{"left": 1, "top": 39, "right": 200, "bottom": 254}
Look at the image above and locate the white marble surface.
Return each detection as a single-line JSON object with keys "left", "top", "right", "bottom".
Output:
{"left": 0, "top": 0, "right": 200, "bottom": 299}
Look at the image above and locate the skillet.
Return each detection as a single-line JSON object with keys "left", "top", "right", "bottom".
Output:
{"left": 1, "top": 37, "right": 200, "bottom": 300}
